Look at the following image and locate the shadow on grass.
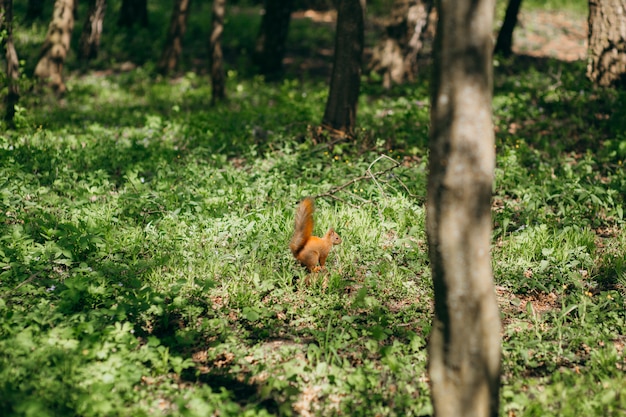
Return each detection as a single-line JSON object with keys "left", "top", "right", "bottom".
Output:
{"left": 494, "top": 54, "right": 626, "bottom": 156}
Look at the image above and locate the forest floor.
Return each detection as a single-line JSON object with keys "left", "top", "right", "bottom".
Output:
{"left": 2, "top": 3, "right": 624, "bottom": 417}
{"left": 513, "top": 9, "right": 587, "bottom": 62}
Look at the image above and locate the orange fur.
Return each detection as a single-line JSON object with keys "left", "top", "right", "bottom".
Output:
{"left": 289, "top": 198, "right": 341, "bottom": 272}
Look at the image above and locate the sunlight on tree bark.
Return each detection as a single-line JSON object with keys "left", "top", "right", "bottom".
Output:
{"left": 587, "top": 0, "right": 626, "bottom": 87}
{"left": 34, "top": 0, "right": 76, "bottom": 94}
{"left": 78, "top": 0, "right": 107, "bottom": 61}
{"left": 369, "top": 0, "right": 433, "bottom": 88}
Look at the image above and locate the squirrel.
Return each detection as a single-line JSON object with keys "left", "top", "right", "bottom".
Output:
{"left": 289, "top": 197, "right": 342, "bottom": 272}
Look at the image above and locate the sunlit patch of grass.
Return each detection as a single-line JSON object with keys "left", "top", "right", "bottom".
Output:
{"left": 1, "top": 4, "right": 625, "bottom": 415}
{"left": 524, "top": 0, "right": 588, "bottom": 14}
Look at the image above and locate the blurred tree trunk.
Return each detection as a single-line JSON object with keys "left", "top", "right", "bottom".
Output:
{"left": 26, "top": 0, "right": 46, "bottom": 21}
{"left": 118, "top": 0, "right": 148, "bottom": 27}
{"left": 587, "top": 0, "right": 626, "bottom": 87}
{"left": 494, "top": 0, "right": 522, "bottom": 57}
{"left": 34, "top": 0, "right": 75, "bottom": 94}
{"left": 253, "top": 0, "right": 294, "bottom": 79}
{"left": 321, "top": 0, "right": 364, "bottom": 135}
{"left": 210, "top": 0, "right": 226, "bottom": 103}
{"left": 158, "top": 0, "right": 191, "bottom": 75}
{"left": 1, "top": 0, "right": 20, "bottom": 123}
{"left": 369, "top": 0, "right": 433, "bottom": 89}
{"left": 78, "top": 0, "right": 107, "bottom": 61}
{"left": 427, "top": 0, "right": 501, "bottom": 416}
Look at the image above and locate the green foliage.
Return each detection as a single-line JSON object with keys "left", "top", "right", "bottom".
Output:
{"left": 1, "top": 3, "right": 625, "bottom": 416}
{"left": 0, "top": 68, "right": 434, "bottom": 414}
{"left": 523, "top": 0, "right": 587, "bottom": 14}
{"left": 495, "top": 0, "right": 587, "bottom": 16}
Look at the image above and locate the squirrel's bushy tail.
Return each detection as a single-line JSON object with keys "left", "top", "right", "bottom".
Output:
{"left": 289, "top": 198, "right": 314, "bottom": 256}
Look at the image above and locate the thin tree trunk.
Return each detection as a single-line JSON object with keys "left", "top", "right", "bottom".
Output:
{"left": 369, "top": 0, "right": 433, "bottom": 89}
{"left": 587, "top": 0, "right": 626, "bottom": 87}
{"left": 321, "top": 0, "right": 364, "bottom": 135}
{"left": 494, "top": 0, "right": 522, "bottom": 57}
{"left": 404, "top": 0, "right": 433, "bottom": 79}
{"left": 209, "top": 0, "right": 226, "bottom": 103}
{"left": 26, "top": 0, "right": 45, "bottom": 21}
{"left": 2, "top": 0, "right": 20, "bottom": 123}
{"left": 253, "top": 0, "right": 294, "bottom": 79}
{"left": 78, "top": 0, "right": 107, "bottom": 61}
{"left": 34, "top": 0, "right": 75, "bottom": 94}
{"left": 158, "top": 0, "right": 191, "bottom": 75}
{"left": 427, "top": 0, "right": 501, "bottom": 416}
{"left": 118, "top": 0, "right": 148, "bottom": 27}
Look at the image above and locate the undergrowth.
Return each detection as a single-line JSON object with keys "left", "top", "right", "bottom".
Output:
{"left": 1, "top": 1, "right": 625, "bottom": 416}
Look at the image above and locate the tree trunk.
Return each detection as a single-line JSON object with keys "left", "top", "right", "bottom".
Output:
{"left": 118, "top": 0, "right": 148, "bottom": 28}
{"left": 494, "top": 0, "right": 522, "bottom": 57}
{"left": 210, "top": 0, "right": 226, "bottom": 103}
{"left": 587, "top": 0, "right": 626, "bottom": 87}
{"left": 158, "top": 0, "right": 191, "bottom": 75}
{"left": 253, "top": 0, "right": 294, "bottom": 79}
{"left": 321, "top": 0, "right": 364, "bottom": 135}
{"left": 427, "top": 0, "right": 501, "bottom": 416}
{"left": 1, "top": 0, "right": 20, "bottom": 123}
{"left": 369, "top": 0, "right": 433, "bottom": 89}
{"left": 34, "top": 0, "right": 75, "bottom": 94}
{"left": 78, "top": 0, "right": 107, "bottom": 61}
{"left": 26, "top": 0, "right": 46, "bottom": 21}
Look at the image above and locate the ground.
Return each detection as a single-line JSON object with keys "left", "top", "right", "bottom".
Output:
{"left": 513, "top": 9, "right": 587, "bottom": 61}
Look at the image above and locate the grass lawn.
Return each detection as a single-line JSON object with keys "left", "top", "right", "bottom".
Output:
{"left": 1, "top": 1, "right": 625, "bottom": 416}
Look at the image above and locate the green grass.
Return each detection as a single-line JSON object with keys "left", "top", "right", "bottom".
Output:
{"left": 1, "top": 3, "right": 625, "bottom": 417}
{"left": 523, "top": 0, "right": 588, "bottom": 14}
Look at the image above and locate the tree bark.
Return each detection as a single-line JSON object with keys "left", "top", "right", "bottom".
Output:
{"left": 158, "top": 0, "right": 191, "bottom": 75}
{"left": 1, "top": 0, "right": 20, "bottom": 123}
{"left": 118, "top": 0, "right": 148, "bottom": 27}
{"left": 369, "top": 0, "right": 433, "bottom": 89}
{"left": 210, "top": 0, "right": 227, "bottom": 103}
{"left": 26, "top": 0, "right": 46, "bottom": 21}
{"left": 587, "top": 0, "right": 626, "bottom": 87}
{"left": 494, "top": 0, "right": 522, "bottom": 57}
{"left": 78, "top": 0, "right": 107, "bottom": 61}
{"left": 427, "top": 0, "right": 501, "bottom": 416}
{"left": 253, "top": 0, "right": 294, "bottom": 79}
{"left": 321, "top": 0, "right": 364, "bottom": 135}
{"left": 34, "top": 0, "right": 75, "bottom": 94}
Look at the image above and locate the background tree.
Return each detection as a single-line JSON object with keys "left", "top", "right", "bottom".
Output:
{"left": 78, "top": 0, "right": 107, "bottom": 61}
{"left": 494, "top": 0, "right": 522, "bottom": 57}
{"left": 253, "top": 0, "right": 294, "bottom": 79}
{"left": 34, "top": 0, "right": 76, "bottom": 94}
{"left": 209, "top": 0, "right": 226, "bottom": 103}
{"left": 158, "top": 0, "right": 191, "bottom": 75}
{"left": 369, "top": 0, "right": 433, "bottom": 89}
{"left": 1, "top": 0, "right": 20, "bottom": 123}
{"left": 587, "top": 0, "right": 626, "bottom": 87}
{"left": 427, "top": 0, "right": 501, "bottom": 415}
{"left": 118, "top": 0, "right": 148, "bottom": 28}
{"left": 322, "top": 0, "right": 365, "bottom": 135}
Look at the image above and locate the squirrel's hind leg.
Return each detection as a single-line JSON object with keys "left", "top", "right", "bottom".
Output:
{"left": 298, "top": 251, "right": 320, "bottom": 272}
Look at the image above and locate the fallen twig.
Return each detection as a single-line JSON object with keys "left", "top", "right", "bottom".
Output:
{"left": 316, "top": 154, "right": 401, "bottom": 201}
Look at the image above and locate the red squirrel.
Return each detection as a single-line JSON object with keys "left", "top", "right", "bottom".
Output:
{"left": 289, "top": 198, "right": 342, "bottom": 272}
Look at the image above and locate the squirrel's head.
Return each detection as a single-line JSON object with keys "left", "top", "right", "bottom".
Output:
{"left": 328, "top": 228, "right": 342, "bottom": 245}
